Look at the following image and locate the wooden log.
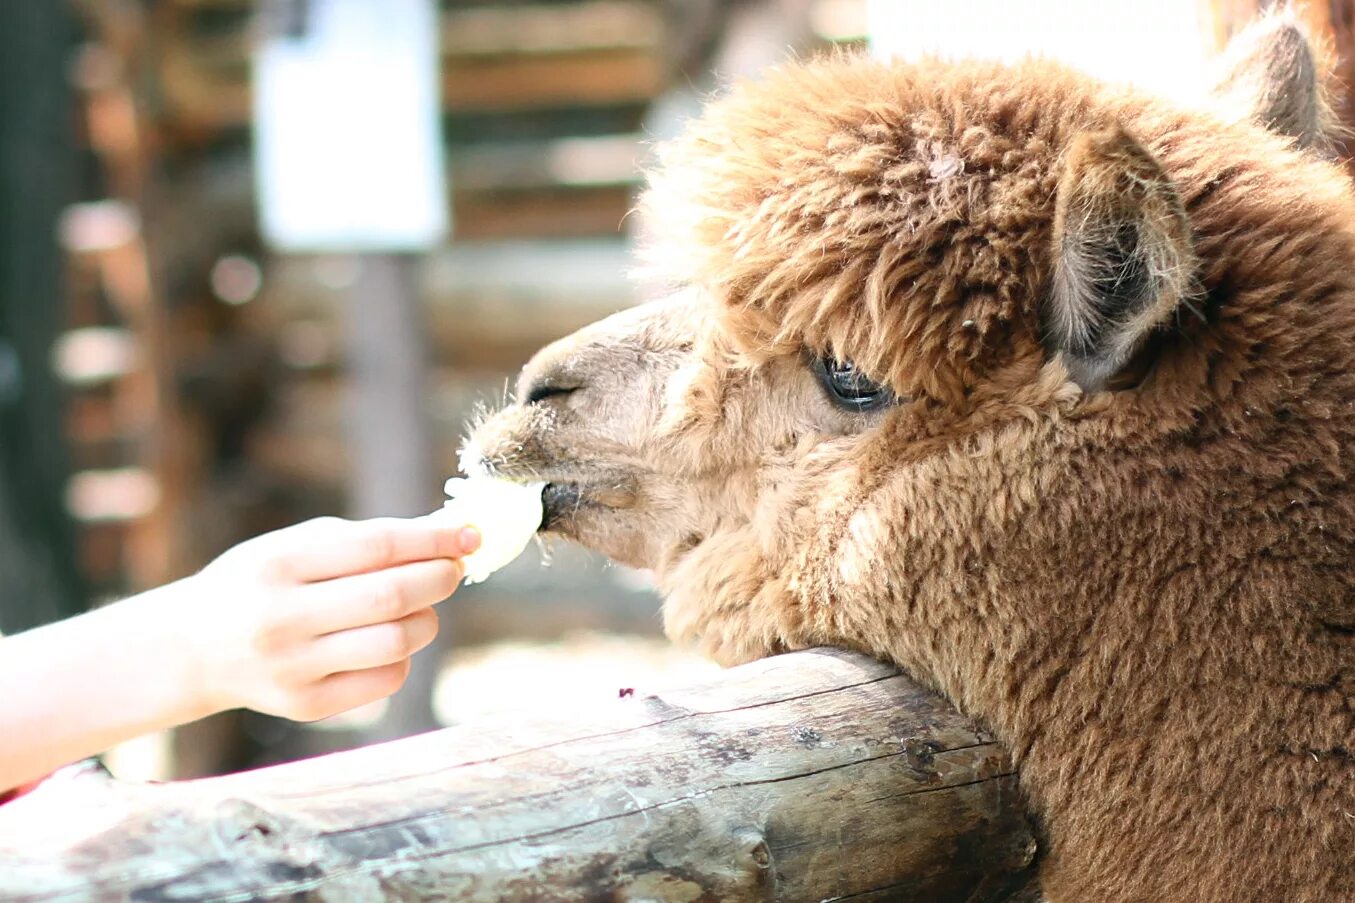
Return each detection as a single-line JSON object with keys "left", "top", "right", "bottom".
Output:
{"left": 453, "top": 134, "right": 642, "bottom": 192}
{"left": 265, "top": 239, "right": 638, "bottom": 370}
{"left": 150, "top": 2, "right": 669, "bottom": 137}
{"left": 336, "top": 254, "right": 443, "bottom": 743}
{"left": 451, "top": 186, "right": 637, "bottom": 240}
{"left": 0, "top": 649, "right": 1037, "bottom": 901}
{"left": 443, "top": 50, "right": 664, "bottom": 113}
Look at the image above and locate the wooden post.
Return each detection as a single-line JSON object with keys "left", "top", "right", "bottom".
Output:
{"left": 252, "top": 0, "right": 451, "bottom": 747}
{"left": 0, "top": 649, "right": 1038, "bottom": 902}
{"left": 339, "top": 254, "right": 437, "bottom": 523}
{"left": 338, "top": 252, "right": 442, "bottom": 740}
{"left": 0, "top": 0, "right": 86, "bottom": 632}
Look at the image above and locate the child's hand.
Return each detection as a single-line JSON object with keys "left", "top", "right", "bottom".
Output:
{"left": 0, "top": 514, "right": 481, "bottom": 793}
{"left": 182, "top": 516, "right": 480, "bottom": 722}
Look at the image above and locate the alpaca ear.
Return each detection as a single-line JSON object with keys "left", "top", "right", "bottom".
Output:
{"left": 1045, "top": 127, "right": 1195, "bottom": 392}
{"left": 1208, "top": 11, "right": 1338, "bottom": 155}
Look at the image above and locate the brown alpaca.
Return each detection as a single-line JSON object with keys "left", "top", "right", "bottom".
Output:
{"left": 464, "top": 18, "right": 1355, "bottom": 903}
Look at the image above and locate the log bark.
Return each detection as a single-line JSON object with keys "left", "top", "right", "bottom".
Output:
{"left": 0, "top": 649, "right": 1037, "bottom": 901}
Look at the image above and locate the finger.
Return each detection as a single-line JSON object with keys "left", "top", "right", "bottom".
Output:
{"left": 268, "top": 517, "right": 480, "bottom": 583}
{"left": 296, "top": 609, "right": 439, "bottom": 678}
{"left": 294, "top": 558, "right": 463, "bottom": 637}
{"left": 413, "top": 514, "right": 481, "bottom": 556}
{"left": 294, "top": 660, "right": 412, "bottom": 722}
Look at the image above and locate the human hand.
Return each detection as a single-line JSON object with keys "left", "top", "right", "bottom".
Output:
{"left": 178, "top": 516, "right": 480, "bottom": 722}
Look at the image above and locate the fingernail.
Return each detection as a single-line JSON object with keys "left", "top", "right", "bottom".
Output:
{"left": 458, "top": 527, "right": 481, "bottom": 553}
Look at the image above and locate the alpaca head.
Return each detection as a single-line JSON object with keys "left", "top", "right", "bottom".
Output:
{"left": 465, "top": 15, "right": 1348, "bottom": 663}
{"left": 465, "top": 17, "right": 1355, "bottom": 902}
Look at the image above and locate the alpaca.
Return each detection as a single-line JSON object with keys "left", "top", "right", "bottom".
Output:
{"left": 463, "top": 18, "right": 1355, "bottom": 903}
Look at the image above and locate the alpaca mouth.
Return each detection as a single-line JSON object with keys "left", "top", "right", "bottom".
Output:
{"left": 541, "top": 482, "right": 582, "bottom": 531}
{"left": 458, "top": 441, "right": 638, "bottom": 534}
{"left": 539, "top": 479, "right": 638, "bottom": 532}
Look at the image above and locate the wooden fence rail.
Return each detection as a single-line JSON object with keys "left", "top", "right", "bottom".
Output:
{"left": 0, "top": 649, "right": 1037, "bottom": 901}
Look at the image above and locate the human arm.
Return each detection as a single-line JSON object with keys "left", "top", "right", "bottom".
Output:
{"left": 0, "top": 515, "right": 479, "bottom": 794}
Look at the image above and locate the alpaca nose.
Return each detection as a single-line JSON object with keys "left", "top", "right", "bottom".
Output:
{"left": 516, "top": 338, "right": 588, "bottom": 405}
{"left": 523, "top": 375, "right": 582, "bottom": 405}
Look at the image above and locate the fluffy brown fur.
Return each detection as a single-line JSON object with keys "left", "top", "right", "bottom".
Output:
{"left": 1208, "top": 6, "right": 1344, "bottom": 158}
{"left": 465, "top": 27, "right": 1355, "bottom": 903}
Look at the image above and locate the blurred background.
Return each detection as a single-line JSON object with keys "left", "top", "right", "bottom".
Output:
{"left": 1, "top": 0, "right": 1351, "bottom": 781}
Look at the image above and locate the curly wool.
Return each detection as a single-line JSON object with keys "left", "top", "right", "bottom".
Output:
{"left": 637, "top": 53, "right": 1355, "bottom": 903}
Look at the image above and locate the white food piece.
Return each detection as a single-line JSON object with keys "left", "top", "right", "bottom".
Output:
{"left": 438, "top": 477, "right": 545, "bottom": 584}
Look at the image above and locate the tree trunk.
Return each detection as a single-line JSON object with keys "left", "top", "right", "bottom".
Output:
{"left": 0, "top": 648, "right": 1038, "bottom": 902}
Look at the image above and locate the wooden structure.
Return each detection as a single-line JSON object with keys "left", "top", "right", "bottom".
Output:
{"left": 41, "top": 0, "right": 853, "bottom": 777}
{"left": 0, "top": 1, "right": 87, "bottom": 632}
{"left": 0, "top": 649, "right": 1037, "bottom": 902}
{"left": 51, "top": 0, "right": 738, "bottom": 599}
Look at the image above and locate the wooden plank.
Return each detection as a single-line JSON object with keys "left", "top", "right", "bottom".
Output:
{"left": 67, "top": 2, "right": 199, "bottom": 592}
{"left": 441, "top": 2, "right": 665, "bottom": 57}
{"left": 150, "top": 3, "right": 669, "bottom": 135}
{"left": 266, "top": 239, "right": 636, "bottom": 364}
{"left": 249, "top": 241, "right": 641, "bottom": 487}
{"left": 0, "top": 649, "right": 1036, "bottom": 901}
{"left": 161, "top": 0, "right": 665, "bottom": 57}
{"left": 453, "top": 134, "right": 641, "bottom": 192}
{"left": 244, "top": 373, "right": 536, "bottom": 489}
{"left": 452, "top": 186, "right": 635, "bottom": 239}
{"left": 443, "top": 50, "right": 664, "bottom": 112}
{"left": 155, "top": 52, "right": 664, "bottom": 139}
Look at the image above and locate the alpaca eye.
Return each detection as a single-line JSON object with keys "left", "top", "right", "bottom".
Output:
{"left": 815, "top": 357, "right": 894, "bottom": 412}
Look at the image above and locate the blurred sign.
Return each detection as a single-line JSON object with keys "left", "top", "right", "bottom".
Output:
{"left": 253, "top": 0, "right": 448, "bottom": 252}
{"left": 865, "top": 0, "right": 1209, "bottom": 101}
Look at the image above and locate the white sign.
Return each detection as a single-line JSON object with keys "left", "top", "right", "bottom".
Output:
{"left": 253, "top": 0, "right": 448, "bottom": 252}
